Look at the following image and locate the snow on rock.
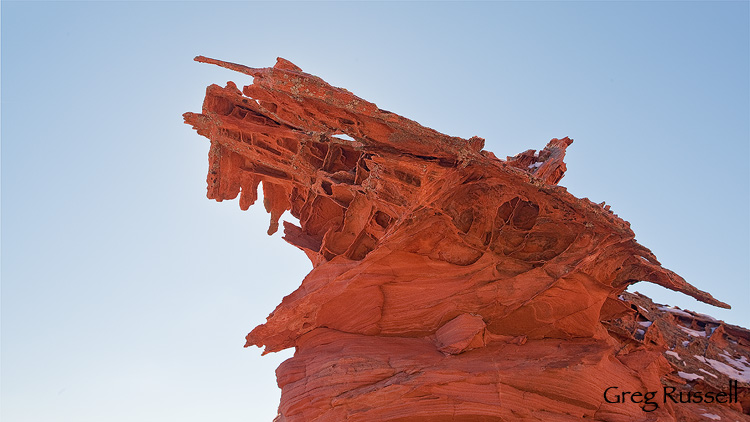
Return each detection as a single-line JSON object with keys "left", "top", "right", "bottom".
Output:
{"left": 681, "top": 326, "right": 707, "bottom": 337}
{"left": 694, "top": 353, "right": 750, "bottom": 383}
{"left": 528, "top": 161, "right": 543, "bottom": 169}
{"left": 699, "top": 368, "right": 718, "bottom": 379}
{"left": 678, "top": 371, "right": 705, "bottom": 381}
{"left": 665, "top": 350, "right": 682, "bottom": 360}
{"left": 659, "top": 306, "right": 694, "bottom": 318}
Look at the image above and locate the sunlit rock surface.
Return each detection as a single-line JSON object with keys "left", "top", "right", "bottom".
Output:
{"left": 185, "top": 57, "right": 748, "bottom": 421}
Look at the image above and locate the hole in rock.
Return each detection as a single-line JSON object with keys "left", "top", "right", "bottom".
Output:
{"left": 455, "top": 208, "right": 474, "bottom": 234}
{"left": 373, "top": 211, "right": 392, "bottom": 229}
{"left": 496, "top": 198, "right": 518, "bottom": 226}
{"left": 511, "top": 200, "right": 539, "bottom": 230}
{"left": 321, "top": 180, "right": 333, "bottom": 196}
{"left": 260, "top": 101, "right": 278, "bottom": 113}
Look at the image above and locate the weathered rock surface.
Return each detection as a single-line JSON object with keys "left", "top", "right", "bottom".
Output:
{"left": 184, "top": 57, "right": 749, "bottom": 421}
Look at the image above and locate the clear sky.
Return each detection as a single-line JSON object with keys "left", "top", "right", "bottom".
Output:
{"left": 2, "top": 1, "right": 748, "bottom": 421}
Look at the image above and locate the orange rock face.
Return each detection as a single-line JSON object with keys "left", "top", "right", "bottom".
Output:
{"left": 185, "top": 57, "right": 749, "bottom": 421}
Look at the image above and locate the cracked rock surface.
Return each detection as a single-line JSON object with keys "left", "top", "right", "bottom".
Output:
{"left": 185, "top": 57, "right": 748, "bottom": 421}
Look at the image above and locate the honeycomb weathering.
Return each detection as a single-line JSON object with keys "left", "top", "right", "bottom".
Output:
{"left": 185, "top": 57, "right": 749, "bottom": 421}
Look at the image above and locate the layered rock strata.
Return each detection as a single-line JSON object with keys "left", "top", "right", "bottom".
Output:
{"left": 184, "top": 57, "right": 748, "bottom": 421}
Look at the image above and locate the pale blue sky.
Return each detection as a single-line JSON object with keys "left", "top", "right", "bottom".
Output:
{"left": 2, "top": 1, "right": 748, "bottom": 421}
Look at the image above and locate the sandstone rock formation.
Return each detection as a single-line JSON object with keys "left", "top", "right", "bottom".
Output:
{"left": 184, "top": 57, "right": 749, "bottom": 421}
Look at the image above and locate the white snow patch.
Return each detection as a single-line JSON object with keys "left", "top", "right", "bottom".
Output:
{"left": 659, "top": 306, "right": 693, "bottom": 318}
{"left": 677, "top": 371, "right": 704, "bottom": 381}
{"left": 665, "top": 351, "right": 682, "bottom": 360}
{"left": 334, "top": 134, "right": 356, "bottom": 142}
{"left": 701, "top": 413, "right": 721, "bottom": 420}
{"left": 693, "top": 353, "right": 750, "bottom": 383}
{"left": 638, "top": 321, "right": 653, "bottom": 328}
{"left": 720, "top": 353, "right": 749, "bottom": 370}
{"left": 682, "top": 340, "right": 690, "bottom": 347}
{"left": 528, "top": 162, "right": 543, "bottom": 169}
{"left": 680, "top": 326, "right": 706, "bottom": 337}
{"left": 533, "top": 150, "right": 540, "bottom": 157}
{"left": 636, "top": 329, "right": 645, "bottom": 337}
{"left": 699, "top": 368, "right": 718, "bottom": 378}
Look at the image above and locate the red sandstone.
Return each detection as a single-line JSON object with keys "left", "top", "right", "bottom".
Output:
{"left": 185, "top": 57, "right": 749, "bottom": 421}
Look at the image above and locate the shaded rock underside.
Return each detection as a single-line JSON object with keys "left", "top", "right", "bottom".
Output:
{"left": 185, "top": 57, "right": 748, "bottom": 421}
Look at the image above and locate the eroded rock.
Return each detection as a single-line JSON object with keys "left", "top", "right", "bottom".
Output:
{"left": 185, "top": 57, "right": 747, "bottom": 421}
